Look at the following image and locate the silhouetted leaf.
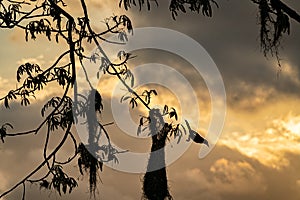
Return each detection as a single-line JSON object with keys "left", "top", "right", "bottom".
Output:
{"left": 137, "top": 125, "right": 142, "bottom": 136}
{"left": 21, "top": 98, "right": 30, "bottom": 106}
{"left": 129, "top": 98, "right": 137, "bottom": 108}
{"left": 130, "top": 74, "right": 134, "bottom": 87}
{"left": 180, "top": 124, "right": 187, "bottom": 135}
{"left": 4, "top": 97, "right": 9, "bottom": 108}
{"left": 40, "top": 180, "right": 50, "bottom": 189}
{"left": 99, "top": 162, "right": 103, "bottom": 172}
{"left": 163, "top": 105, "right": 168, "bottom": 115}
{"left": 176, "top": 132, "right": 182, "bottom": 144}
{"left": 56, "top": 33, "right": 59, "bottom": 43}
{"left": 150, "top": 89, "right": 157, "bottom": 95}
{"left": 117, "top": 50, "right": 126, "bottom": 60}
{"left": 139, "top": 117, "right": 144, "bottom": 126}
{"left": 169, "top": 110, "right": 178, "bottom": 121}
{"left": 120, "top": 95, "right": 131, "bottom": 103}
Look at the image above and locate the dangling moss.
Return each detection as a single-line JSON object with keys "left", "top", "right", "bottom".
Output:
{"left": 77, "top": 143, "right": 103, "bottom": 197}
{"left": 142, "top": 109, "right": 173, "bottom": 200}
{"left": 76, "top": 89, "right": 104, "bottom": 197}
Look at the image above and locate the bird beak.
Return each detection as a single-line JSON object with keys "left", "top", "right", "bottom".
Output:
{"left": 204, "top": 140, "right": 209, "bottom": 147}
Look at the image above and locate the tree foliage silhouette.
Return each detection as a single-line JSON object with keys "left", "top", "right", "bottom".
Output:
{"left": 0, "top": 0, "right": 299, "bottom": 200}
{"left": 0, "top": 0, "right": 135, "bottom": 198}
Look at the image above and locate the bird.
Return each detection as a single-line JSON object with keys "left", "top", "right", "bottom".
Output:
{"left": 185, "top": 120, "right": 209, "bottom": 147}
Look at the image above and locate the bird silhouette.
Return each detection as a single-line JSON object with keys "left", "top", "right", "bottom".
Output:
{"left": 185, "top": 120, "right": 209, "bottom": 147}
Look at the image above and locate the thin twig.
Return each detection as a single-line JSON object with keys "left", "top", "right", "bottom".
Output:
{"left": 0, "top": 122, "right": 72, "bottom": 199}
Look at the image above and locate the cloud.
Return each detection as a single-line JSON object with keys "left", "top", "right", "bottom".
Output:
{"left": 209, "top": 158, "right": 265, "bottom": 194}
{"left": 124, "top": 0, "right": 300, "bottom": 110}
{"left": 219, "top": 113, "right": 300, "bottom": 170}
{"left": 169, "top": 156, "right": 266, "bottom": 200}
{"left": 280, "top": 61, "right": 300, "bottom": 87}
{"left": 0, "top": 76, "right": 10, "bottom": 97}
{"left": 16, "top": 55, "right": 46, "bottom": 66}
{"left": 228, "top": 81, "right": 276, "bottom": 111}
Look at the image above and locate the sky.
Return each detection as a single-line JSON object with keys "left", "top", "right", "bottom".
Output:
{"left": 1, "top": 0, "right": 300, "bottom": 200}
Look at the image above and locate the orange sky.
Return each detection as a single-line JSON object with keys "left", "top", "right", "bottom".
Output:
{"left": 1, "top": 0, "right": 300, "bottom": 200}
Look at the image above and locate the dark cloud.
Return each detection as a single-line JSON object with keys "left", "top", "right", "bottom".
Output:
{"left": 122, "top": 0, "right": 300, "bottom": 111}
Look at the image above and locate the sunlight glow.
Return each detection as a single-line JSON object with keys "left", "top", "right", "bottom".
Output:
{"left": 219, "top": 114, "right": 300, "bottom": 170}
{"left": 282, "top": 116, "right": 300, "bottom": 136}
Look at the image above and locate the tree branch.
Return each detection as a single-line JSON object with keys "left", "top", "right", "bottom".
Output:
{"left": 0, "top": 123, "right": 72, "bottom": 199}
{"left": 275, "top": 0, "right": 300, "bottom": 23}
{"left": 47, "top": 0, "right": 77, "bottom": 102}
{"left": 252, "top": 0, "right": 300, "bottom": 23}
{"left": 79, "top": 0, "right": 151, "bottom": 110}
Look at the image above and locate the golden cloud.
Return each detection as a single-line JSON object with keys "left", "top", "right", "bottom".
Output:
{"left": 219, "top": 113, "right": 300, "bottom": 170}
{"left": 278, "top": 61, "right": 300, "bottom": 86}
{"left": 209, "top": 158, "right": 266, "bottom": 194}
{"left": 173, "top": 158, "right": 265, "bottom": 199}
{"left": 16, "top": 55, "right": 46, "bottom": 66}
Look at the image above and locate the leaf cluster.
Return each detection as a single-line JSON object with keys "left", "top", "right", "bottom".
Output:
{"left": 119, "top": 0, "right": 158, "bottom": 11}
{"left": 169, "top": 0, "right": 218, "bottom": 19}
{"left": 43, "top": 96, "right": 73, "bottom": 131}
{"left": 119, "top": 0, "right": 218, "bottom": 19}
{"left": 39, "top": 165, "right": 78, "bottom": 196}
